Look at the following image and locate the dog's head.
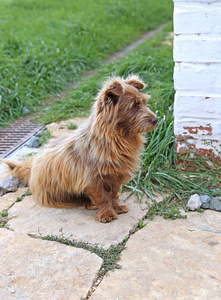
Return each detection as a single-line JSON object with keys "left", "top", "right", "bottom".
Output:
{"left": 95, "top": 75, "right": 158, "bottom": 135}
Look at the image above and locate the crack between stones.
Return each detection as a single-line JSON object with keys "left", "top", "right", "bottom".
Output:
{"left": 2, "top": 171, "right": 155, "bottom": 297}
{"left": 4, "top": 198, "right": 148, "bottom": 300}
{"left": 1, "top": 184, "right": 150, "bottom": 299}
{"left": 2, "top": 191, "right": 150, "bottom": 299}
{"left": 86, "top": 214, "right": 148, "bottom": 299}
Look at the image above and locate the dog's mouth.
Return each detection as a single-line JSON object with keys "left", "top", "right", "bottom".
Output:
{"left": 117, "top": 114, "right": 158, "bottom": 135}
{"left": 140, "top": 116, "right": 158, "bottom": 132}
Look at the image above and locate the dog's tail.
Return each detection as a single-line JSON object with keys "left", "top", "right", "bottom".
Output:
{"left": 1, "top": 159, "right": 32, "bottom": 186}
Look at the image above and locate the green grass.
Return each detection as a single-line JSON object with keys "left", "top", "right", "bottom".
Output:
{"left": 40, "top": 23, "right": 174, "bottom": 123}
{"left": 145, "top": 200, "right": 187, "bottom": 220}
{"left": 0, "top": 0, "right": 173, "bottom": 126}
{"left": 40, "top": 22, "right": 221, "bottom": 216}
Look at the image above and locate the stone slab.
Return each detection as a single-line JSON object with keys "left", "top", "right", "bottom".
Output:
{"left": 49, "top": 129, "right": 74, "bottom": 139}
{"left": 7, "top": 146, "right": 40, "bottom": 161}
{"left": 7, "top": 194, "right": 148, "bottom": 249}
{"left": 0, "top": 228, "right": 102, "bottom": 300}
{"left": 176, "top": 209, "right": 221, "bottom": 233}
{"left": 0, "top": 188, "right": 28, "bottom": 212}
{"left": 91, "top": 211, "right": 221, "bottom": 300}
{"left": 46, "top": 117, "right": 88, "bottom": 138}
{"left": 46, "top": 117, "right": 88, "bottom": 132}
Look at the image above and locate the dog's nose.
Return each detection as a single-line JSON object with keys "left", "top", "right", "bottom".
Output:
{"left": 151, "top": 117, "right": 158, "bottom": 125}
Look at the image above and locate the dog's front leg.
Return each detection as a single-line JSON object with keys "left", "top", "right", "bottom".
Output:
{"left": 85, "top": 179, "right": 118, "bottom": 223}
{"left": 103, "top": 176, "right": 129, "bottom": 215}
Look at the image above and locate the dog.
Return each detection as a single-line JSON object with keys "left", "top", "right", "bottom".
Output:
{"left": 3, "top": 75, "right": 158, "bottom": 222}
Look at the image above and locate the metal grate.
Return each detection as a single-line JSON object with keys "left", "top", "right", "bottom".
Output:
{"left": 0, "top": 116, "right": 44, "bottom": 158}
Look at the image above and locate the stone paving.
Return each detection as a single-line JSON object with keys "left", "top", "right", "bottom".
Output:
{"left": 0, "top": 229, "right": 102, "bottom": 300}
{"left": 90, "top": 211, "right": 221, "bottom": 300}
{"left": 7, "top": 194, "right": 148, "bottom": 250}
{"left": 0, "top": 118, "right": 221, "bottom": 299}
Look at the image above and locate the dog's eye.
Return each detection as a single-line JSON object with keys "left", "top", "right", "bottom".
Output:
{"left": 132, "top": 101, "right": 141, "bottom": 110}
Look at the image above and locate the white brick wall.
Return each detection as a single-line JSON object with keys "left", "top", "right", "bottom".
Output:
{"left": 173, "top": 0, "right": 221, "bottom": 157}
{"left": 174, "top": 36, "right": 221, "bottom": 62}
{"left": 174, "top": 1, "right": 221, "bottom": 34}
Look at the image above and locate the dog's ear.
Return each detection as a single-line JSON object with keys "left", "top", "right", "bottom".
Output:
{"left": 125, "top": 75, "right": 146, "bottom": 90}
{"left": 104, "top": 81, "right": 123, "bottom": 105}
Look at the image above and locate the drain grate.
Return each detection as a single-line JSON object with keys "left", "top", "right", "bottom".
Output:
{"left": 0, "top": 116, "right": 44, "bottom": 158}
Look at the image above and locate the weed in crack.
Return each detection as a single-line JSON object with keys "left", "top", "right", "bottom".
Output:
{"left": 135, "top": 219, "right": 147, "bottom": 232}
{"left": 42, "top": 234, "right": 127, "bottom": 277}
{"left": 0, "top": 189, "right": 32, "bottom": 228}
{"left": 0, "top": 210, "right": 8, "bottom": 228}
{"left": 16, "top": 189, "right": 32, "bottom": 202}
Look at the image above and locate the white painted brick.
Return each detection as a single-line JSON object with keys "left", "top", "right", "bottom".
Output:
{"left": 174, "top": 2, "right": 221, "bottom": 34}
{"left": 173, "top": 0, "right": 221, "bottom": 155}
{"left": 174, "top": 92, "right": 221, "bottom": 153}
{"left": 175, "top": 128, "right": 221, "bottom": 157}
{"left": 174, "top": 118, "right": 221, "bottom": 144}
{"left": 174, "top": 63, "right": 221, "bottom": 94}
{"left": 174, "top": 93, "right": 221, "bottom": 151}
{"left": 175, "top": 119, "right": 211, "bottom": 135}
{"left": 176, "top": 136, "right": 221, "bottom": 155}
{"left": 174, "top": 35, "right": 221, "bottom": 63}
{"left": 174, "top": 93, "right": 221, "bottom": 121}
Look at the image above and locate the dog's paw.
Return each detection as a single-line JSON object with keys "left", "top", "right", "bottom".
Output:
{"left": 115, "top": 204, "right": 129, "bottom": 214}
{"left": 96, "top": 211, "right": 118, "bottom": 223}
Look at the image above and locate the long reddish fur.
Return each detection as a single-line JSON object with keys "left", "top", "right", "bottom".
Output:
{"left": 3, "top": 75, "right": 157, "bottom": 222}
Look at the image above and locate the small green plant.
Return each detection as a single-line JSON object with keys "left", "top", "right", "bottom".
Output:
{"left": 39, "top": 129, "right": 53, "bottom": 145}
{"left": 145, "top": 200, "right": 187, "bottom": 220}
{"left": 16, "top": 189, "right": 32, "bottom": 202}
{"left": 135, "top": 219, "right": 147, "bottom": 232}
{"left": 21, "top": 152, "right": 38, "bottom": 160}
{"left": 66, "top": 123, "right": 77, "bottom": 130}
{"left": 0, "top": 211, "right": 8, "bottom": 228}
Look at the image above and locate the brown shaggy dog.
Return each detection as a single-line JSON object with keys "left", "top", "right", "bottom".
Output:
{"left": 3, "top": 75, "right": 158, "bottom": 222}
